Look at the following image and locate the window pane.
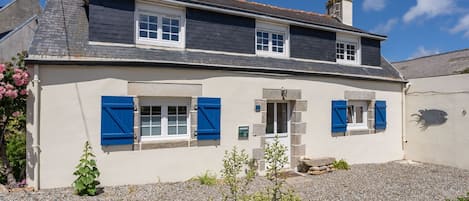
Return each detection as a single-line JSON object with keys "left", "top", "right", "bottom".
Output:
{"left": 263, "top": 32, "right": 268, "bottom": 38}
{"left": 168, "top": 126, "right": 177, "bottom": 135}
{"left": 356, "top": 106, "right": 363, "bottom": 123}
{"left": 141, "top": 117, "right": 150, "bottom": 126}
{"left": 149, "top": 32, "right": 157, "bottom": 39}
{"left": 178, "top": 126, "right": 187, "bottom": 135}
{"left": 139, "top": 23, "right": 148, "bottom": 29}
{"left": 149, "top": 24, "right": 157, "bottom": 31}
{"left": 141, "top": 106, "right": 150, "bottom": 115}
{"left": 149, "top": 16, "right": 157, "bottom": 23}
{"left": 266, "top": 103, "right": 274, "bottom": 134}
{"left": 171, "top": 19, "right": 179, "bottom": 26}
{"left": 151, "top": 117, "right": 161, "bottom": 126}
{"left": 257, "top": 32, "right": 262, "bottom": 37}
{"left": 347, "top": 105, "right": 354, "bottom": 123}
{"left": 152, "top": 106, "right": 161, "bottom": 115}
{"left": 168, "top": 116, "right": 177, "bottom": 125}
{"left": 171, "top": 35, "right": 179, "bottom": 41}
{"left": 178, "top": 106, "right": 187, "bottom": 114}
{"left": 163, "top": 34, "right": 170, "bottom": 40}
{"left": 151, "top": 127, "right": 161, "bottom": 136}
{"left": 277, "top": 103, "right": 288, "bottom": 133}
{"left": 140, "top": 31, "right": 147, "bottom": 38}
{"left": 168, "top": 106, "right": 176, "bottom": 115}
{"left": 141, "top": 127, "right": 151, "bottom": 136}
{"left": 178, "top": 116, "right": 187, "bottom": 125}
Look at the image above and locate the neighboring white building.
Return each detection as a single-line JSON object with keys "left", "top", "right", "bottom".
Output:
{"left": 25, "top": 0, "right": 406, "bottom": 189}
{"left": 394, "top": 49, "right": 469, "bottom": 171}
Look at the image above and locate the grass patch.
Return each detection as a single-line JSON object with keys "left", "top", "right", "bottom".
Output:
{"left": 192, "top": 171, "right": 217, "bottom": 186}
{"left": 332, "top": 159, "right": 350, "bottom": 170}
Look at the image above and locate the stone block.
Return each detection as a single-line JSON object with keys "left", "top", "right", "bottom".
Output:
{"left": 293, "top": 100, "right": 307, "bottom": 112}
{"left": 291, "top": 122, "right": 306, "bottom": 134}
{"left": 263, "top": 89, "right": 282, "bottom": 100}
{"left": 344, "top": 91, "right": 375, "bottom": 100}
{"left": 253, "top": 124, "right": 266, "bottom": 137}
{"left": 291, "top": 134, "right": 302, "bottom": 145}
{"left": 291, "top": 111, "right": 302, "bottom": 123}
{"left": 291, "top": 144, "right": 306, "bottom": 156}
{"left": 301, "top": 157, "right": 336, "bottom": 167}
{"left": 286, "top": 89, "right": 301, "bottom": 100}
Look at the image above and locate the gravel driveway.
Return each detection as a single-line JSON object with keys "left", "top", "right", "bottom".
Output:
{"left": 1, "top": 161, "right": 469, "bottom": 201}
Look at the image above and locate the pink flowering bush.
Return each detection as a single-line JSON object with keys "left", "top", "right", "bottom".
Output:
{"left": 0, "top": 52, "right": 29, "bottom": 186}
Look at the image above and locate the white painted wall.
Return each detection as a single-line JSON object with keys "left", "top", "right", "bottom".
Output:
{"left": 405, "top": 74, "right": 469, "bottom": 170}
{"left": 27, "top": 65, "right": 404, "bottom": 189}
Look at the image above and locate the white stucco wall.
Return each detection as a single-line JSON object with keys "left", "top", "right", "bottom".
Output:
{"left": 27, "top": 65, "right": 404, "bottom": 189}
{"left": 405, "top": 74, "right": 469, "bottom": 170}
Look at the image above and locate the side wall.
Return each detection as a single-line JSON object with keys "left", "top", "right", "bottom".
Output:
{"left": 27, "top": 65, "right": 404, "bottom": 189}
{"left": 89, "top": 0, "right": 135, "bottom": 44}
{"left": 405, "top": 74, "right": 469, "bottom": 170}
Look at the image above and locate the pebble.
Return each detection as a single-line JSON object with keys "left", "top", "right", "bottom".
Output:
{"left": 0, "top": 161, "right": 468, "bottom": 201}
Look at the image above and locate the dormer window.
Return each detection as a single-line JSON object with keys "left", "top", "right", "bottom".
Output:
{"left": 135, "top": 3, "right": 185, "bottom": 48}
{"left": 336, "top": 34, "right": 360, "bottom": 65}
{"left": 256, "top": 21, "right": 289, "bottom": 57}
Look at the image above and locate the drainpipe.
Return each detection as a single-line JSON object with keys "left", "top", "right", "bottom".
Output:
{"left": 401, "top": 82, "right": 411, "bottom": 159}
{"left": 32, "top": 64, "right": 40, "bottom": 190}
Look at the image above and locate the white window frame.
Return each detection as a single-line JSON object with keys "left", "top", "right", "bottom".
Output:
{"left": 266, "top": 101, "right": 290, "bottom": 137}
{"left": 255, "top": 21, "right": 290, "bottom": 58}
{"left": 135, "top": 3, "right": 186, "bottom": 48}
{"left": 139, "top": 97, "right": 190, "bottom": 141}
{"left": 336, "top": 34, "right": 361, "bottom": 65}
{"left": 346, "top": 100, "right": 368, "bottom": 130}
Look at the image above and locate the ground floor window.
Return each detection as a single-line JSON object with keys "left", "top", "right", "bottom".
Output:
{"left": 347, "top": 101, "right": 368, "bottom": 130}
{"left": 266, "top": 102, "right": 289, "bottom": 135}
{"left": 140, "top": 98, "right": 190, "bottom": 140}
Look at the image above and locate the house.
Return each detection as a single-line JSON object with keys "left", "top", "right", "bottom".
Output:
{"left": 0, "top": 0, "right": 41, "bottom": 62}
{"left": 393, "top": 49, "right": 469, "bottom": 170}
{"left": 25, "top": 0, "right": 406, "bottom": 189}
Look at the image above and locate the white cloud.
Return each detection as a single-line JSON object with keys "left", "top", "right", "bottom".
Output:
{"left": 370, "top": 18, "right": 398, "bottom": 34}
{"left": 409, "top": 46, "right": 440, "bottom": 59}
{"left": 403, "top": 0, "right": 456, "bottom": 23}
{"left": 363, "top": 0, "right": 386, "bottom": 11}
{"left": 451, "top": 14, "right": 469, "bottom": 38}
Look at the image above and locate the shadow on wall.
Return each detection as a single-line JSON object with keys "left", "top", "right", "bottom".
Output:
{"left": 411, "top": 109, "right": 448, "bottom": 131}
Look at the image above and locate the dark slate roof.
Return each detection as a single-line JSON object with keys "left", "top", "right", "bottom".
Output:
{"left": 393, "top": 49, "right": 469, "bottom": 79}
{"left": 27, "top": 0, "right": 404, "bottom": 82}
{"left": 174, "top": 0, "right": 384, "bottom": 38}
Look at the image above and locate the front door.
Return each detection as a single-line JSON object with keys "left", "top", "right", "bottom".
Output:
{"left": 265, "top": 101, "right": 291, "bottom": 168}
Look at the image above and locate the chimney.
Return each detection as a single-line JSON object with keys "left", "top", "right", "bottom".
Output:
{"left": 326, "top": 0, "right": 353, "bottom": 26}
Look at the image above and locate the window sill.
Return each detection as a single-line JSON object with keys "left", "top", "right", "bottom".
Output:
{"left": 141, "top": 139, "right": 190, "bottom": 150}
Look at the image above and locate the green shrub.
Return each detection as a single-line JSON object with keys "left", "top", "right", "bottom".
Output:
{"left": 72, "top": 141, "right": 100, "bottom": 196}
{"left": 261, "top": 134, "right": 302, "bottom": 201}
{"left": 5, "top": 132, "right": 26, "bottom": 182}
{"left": 193, "top": 171, "right": 217, "bottom": 186}
{"left": 220, "top": 146, "right": 256, "bottom": 201}
{"left": 332, "top": 159, "right": 350, "bottom": 170}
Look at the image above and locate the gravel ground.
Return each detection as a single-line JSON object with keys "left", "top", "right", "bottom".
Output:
{"left": 1, "top": 161, "right": 469, "bottom": 201}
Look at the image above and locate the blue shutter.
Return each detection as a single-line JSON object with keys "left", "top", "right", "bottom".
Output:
{"left": 375, "top": 100, "right": 387, "bottom": 130}
{"left": 101, "top": 96, "right": 134, "bottom": 146}
{"left": 332, "top": 100, "right": 347, "bottom": 133}
{"left": 197, "top": 97, "right": 221, "bottom": 140}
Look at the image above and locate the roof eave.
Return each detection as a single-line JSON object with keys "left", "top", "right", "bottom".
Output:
{"left": 25, "top": 56, "right": 406, "bottom": 83}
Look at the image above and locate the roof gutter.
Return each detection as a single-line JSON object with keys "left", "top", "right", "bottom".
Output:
{"left": 155, "top": 0, "right": 387, "bottom": 40}
{"left": 25, "top": 57, "right": 406, "bottom": 83}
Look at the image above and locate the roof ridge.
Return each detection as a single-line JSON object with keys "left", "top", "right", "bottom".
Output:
{"left": 394, "top": 48, "right": 469, "bottom": 63}
{"left": 234, "top": 0, "right": 331, "bottom": 18}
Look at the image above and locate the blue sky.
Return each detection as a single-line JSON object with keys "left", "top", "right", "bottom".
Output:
{"left": 1, "top": 0, "right": 469, "bottom": 62}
